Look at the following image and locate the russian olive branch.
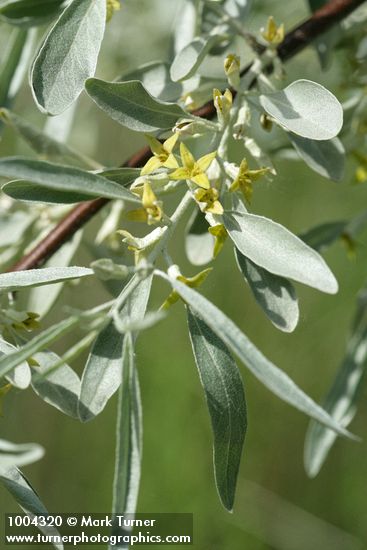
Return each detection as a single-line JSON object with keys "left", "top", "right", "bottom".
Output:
{"left": 8, "top": 0, "right": 366, "bottom": 273}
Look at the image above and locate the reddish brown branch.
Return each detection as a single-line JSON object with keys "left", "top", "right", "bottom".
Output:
{"left": 7, "top": 0, "right": 366, "bottom": 272}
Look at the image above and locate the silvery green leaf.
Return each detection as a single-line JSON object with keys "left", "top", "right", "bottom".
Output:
{"left": 0, "top": 440, "right": 44, "bottom": 470}
{"left": 113, "top": 310, "right": 166, "bottom": 334}
{"left": 0, "top": 210, "right": 34, "bottom": 249}
{"left": 0, "top": 0, "right": 67, "bottom": 27}
{"left": 0, "top": 158, "right": 141, "bottom": 203}
{"left": 304, "top": 288, "right": 367, "bottom": 477}
{"left": 173, "top": 0, "right": 196, "bottom": 54}
{"left": 0, "top": 467, "right": 63, "bottom": 550}
{"left": 223, "top": 211, "right": 338, "bottom": 294}
{"left": 235, "top": 249, "right": 299, "bottom": 333}
{"left": 0, "top": 27, "right": 35, "bottom": 112}
{"left": 2, "top": 180, "right": 94, "bottom": 204}
{"left": 0, "top": 339, "right": 31, "bottom": 389}
{"left": 0, "top": 266, "right": 92, "bottom": 291}
{"left": 187, "top": 307, "right": 246, "bottom": 511}
{"left": 31, "top": 350, "right": 81, "bottom": 418}
{"left": 289, "top": 134, "right": 345, "bottom": 182}
{"left": 158, "top": 272, "right": 353, "bottom": 437}
{"left": 118, "top": 62, "right": 184, "bottom": 102}
{"left": 79, "top": 275, "right": 152, "bottom": 422}
{"left": 0, "top": 315, "right": 80, "bottom": 380}
{"left": 225, "top": 0, "right": 251, "bottom": 18}
{"left": 78, "top": 320, "right": 124, "bottom": 422}
{"left": 85, "top": 79, "right": 188, "bottom": 133}
{"left": 0, "top": 108, "right": 94, "bottom": 167}
{"left": 171, "top": 35, "right": 224, "bottom": 82}
{"left": 259, "top": 80, "right": 343, "bottom": 140}
{"left": 31, "top": 0, "right": 106, "bottom": 115}
{"left": 100, "top": 168, "right": 141, "bottom": 187}
{"left": 185, "top": 210, "right": 214, "bottom": 266}
{"left": 26, "top": 231, "right": 83, "bottom": 318}
{"left": 111, "top": 332, "right": 142, "bottom": 546}
{"left": 91, "top": 259, "right": 130, "bottom": 281}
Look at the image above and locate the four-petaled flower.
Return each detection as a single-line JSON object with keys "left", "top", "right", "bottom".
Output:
{"left": 261, "top": 16, "right": 284, "bottom": 46}
{"left": 141, "top": 133, "right": 179, "bottom": 176}
{"left": 194, "top": 187, "right": 223, "bottom": 215}
{"left": 170, "top": 143, "right": 216, "bottom": 189}
{"left": 230, "top": 158, "right": 269, "bottom": 203}
{"left": 128, "top": 181, "right": 163, "bottom": 225}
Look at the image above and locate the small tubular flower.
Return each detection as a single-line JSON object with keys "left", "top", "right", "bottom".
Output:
{"left": 230, "top": 158, "right": 269, "bottom": 203}
{"left": 141, "top": 133, "right": 179, "bottom": 176}
{"left": 213, "top": 88, "right": 233, "bottom": 124}
{"left": 170, "top": 143, "right": 216, "bottom": 189}
{"left": 161, "top": 268, "right": 213, "bottom": 309}
{"left": 208, "top": 224, "right": 228, "bottom": 258}
{"left": 261, "top": 16, "right": 285, "bottom": 46}
{"left": 127, "top": 181, "right": 163, "bottom": 225}
{"left": 194, "top": 187, "right": 223, "bottom": 215}
{"left": 224, "top": 54, "right": 240, "bottom": 89}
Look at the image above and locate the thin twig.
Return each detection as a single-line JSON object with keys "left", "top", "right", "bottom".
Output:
{"left": 7, "top": 0, "right": 366, "bottom": 272}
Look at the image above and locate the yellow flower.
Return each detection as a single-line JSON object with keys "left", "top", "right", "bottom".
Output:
{"left": 261, "top": 16, "right": 284, "bottom": 45}
{"left": 208, "top": 224, "right": 227, "bottom": 258}
{"left": 127, "top": 181, "right": 163, "bottom": 225}
{"left": 213, "top": 88, "right": 233, "bottom": 123}
{"left": 161, "top": 268, "right": 212, "bottom": 309}
{"left": 141, "top": 133, "right": 179, "bottom": 176}
{"left": 230, "top": 158, "right": 269, "bottom": 203}
{"left": 194, "top": 187, "right": 224, "bottom": 215}
{"left": 224, "top": 54, "right": 240, "bottom": 89}
{"left": 106, "top": 0, "right": 121, "bottom": 22}
{"left": 170, "top": 143, "right": 216, "bottom": 189}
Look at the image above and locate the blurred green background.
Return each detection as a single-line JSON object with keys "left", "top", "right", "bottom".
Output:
{"left": 1, "top": 0, "right": 367, "bottom": 548}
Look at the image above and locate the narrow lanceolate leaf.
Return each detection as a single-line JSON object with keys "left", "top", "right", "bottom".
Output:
{"left": 0, "top": 440, "right": 44, "bottom": 471}
{"left": 79, "top": 275, "right": 152, "bottom": 422}
{"left": 187, "top": 308, "right": 247, "bottom": 511}
{"left": 85, "top": 79, "right": 188, "bottom": 133}
{"left": 26, "top": 231, "right": 83, "bottom": 318}
{"left": 31, "top": 351, "right": 81, "bottom": 418}
{"left": 0, "top": 28, "right": 35, "bottom": 110}
{"left": 304, "top": 290, "right": 367, "bottom": 477}
{"left": 0, "top": 468, "right": 63, "bottom": 550}
{"left": 0, "top": 339, "right": 31, "bottom": 389}
{"left": 259, "top": 80, "right": 343, "bottom": 140}
{"left": 0, "top": 266, "right": 93, "bottom": 292}
{"left": 157, "top": 272, "right": 354, "bottom": 438}
{"left": 235, "top": 249, "right": 299, "bottom": 333}
{"left": 185, "top": 210, "right": 214, "bottom": 266}
{"left": 170, "top": 35, "right": 224, "bottom": 82}
{"left": 31, "top": 0, "right": 106, "bottom": 115}
{"left": 0, "top": 108, "right": 93, "bottom": 167}
{"left": 299, "top": 221, "right": 347, "bottom": 252}
{"left": 289, "top": 134, "right": 345, "bottom": 182}
{"left": 0, "top": 316, "right": 80, "bottom": 380}
{"left": 111, "top": 333, "right": 142, "bottom": 546}
{"left": 0, "top": 158, "right": 141, "bottom": 203}
{"left": 0, "top": 0, "right": 66, "bottom": 27}
{"left": 100, "top": 168, "right": 141, "bottom": 187}
{"left": 223, "top": 211, "right": 338, "bottom": 294}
